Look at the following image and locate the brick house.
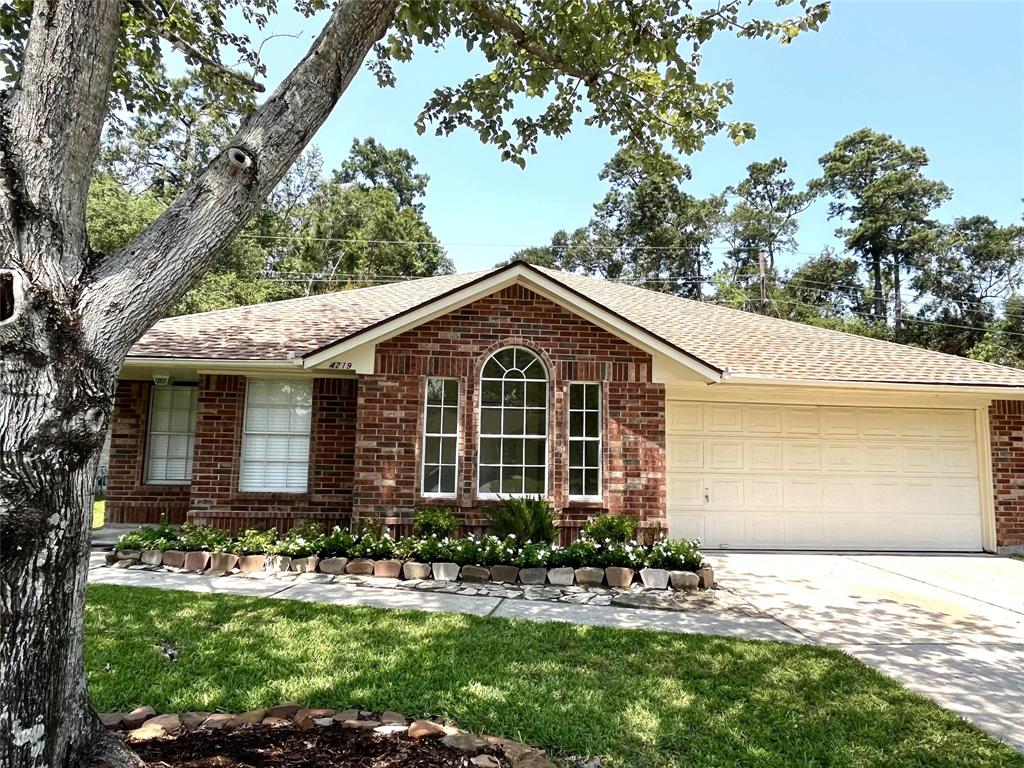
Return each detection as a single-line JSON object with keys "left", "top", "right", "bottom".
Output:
{"left": 108, "top": 261, "right": 1024, "bottom": 553}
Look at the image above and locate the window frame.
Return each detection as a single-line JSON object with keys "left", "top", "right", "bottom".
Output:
{"left": 144, "top": 383, "right": 198, "bottom": 485}
{"left": 567, "top": 381, "right": 602, "bottom": 501}
{"left": 238, "top": 377, "right": 313, "bottom": 494}
{"left": 476, "top": 346, "right": 549, "bottom": 500}
{"left": 421, "top": 376, "right": 461, "bottom": 498}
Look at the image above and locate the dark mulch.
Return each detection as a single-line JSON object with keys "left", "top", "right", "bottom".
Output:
{"left": 133, "top": 726, "right": 508, "bottom": 767}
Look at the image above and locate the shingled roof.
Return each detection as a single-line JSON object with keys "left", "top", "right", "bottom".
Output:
{"left": 129, "top": 262, "right": 1024, "bottom": 388}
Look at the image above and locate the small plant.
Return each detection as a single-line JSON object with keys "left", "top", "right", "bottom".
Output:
{"left": 412, "top": 507, "right": 460, "bottom": 538}
{"left": 177, "top": 523, "right": 231, "bottom": 552}
{"left": 486, "top": 496, "right": 557, "bottom": 544}
{"left": 645, "top": 538, "right": 703, "bottom": 571}
{"left": 115, "top": 523, "right": 181, "bottom": 552}
{"left": 448, "top": 536, "right": 483, "bottom": 566}
{"left": 581, "top": 514, "right": 637, "bottom": 544}
{"left": 412, "top": 535, "right": 453, "bottom": 563}
{"left": 230, "top": 527, "right": 277, "bottom": 555}
{"left": 269, "top": 522, "right": 325, "bottom": 557}
{"left": 351, "top": 533, "right": 396, "bottom": 560}
{"left": 601, "top": 540, "right": 643, "bottom": 569}
{"left": 320, "top": 526, "right": 356, "bottom": 557}
{"left": 479, "top": 534, "right": 517, "bottom": 566}
{"left": 514, "top": 541, "right": 552, "bottom": 569}
{"left": 559, "top": 538, "right": 601, "bottom": 568}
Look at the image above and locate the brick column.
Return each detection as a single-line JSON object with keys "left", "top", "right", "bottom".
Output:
{"left": 990, "top": 400, "right": 1024, "bottom": 554}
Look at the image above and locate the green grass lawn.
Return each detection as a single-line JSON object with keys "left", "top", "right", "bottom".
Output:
{"left": 84, "top": 585, "right": 1022, "bottom": 768}
{"left": 92, "top": 499, "right": 105, "bottom": 528}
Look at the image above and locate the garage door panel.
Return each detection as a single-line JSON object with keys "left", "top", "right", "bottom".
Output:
{"left": 666, "top": 400, "right": 983, "bottom": 551}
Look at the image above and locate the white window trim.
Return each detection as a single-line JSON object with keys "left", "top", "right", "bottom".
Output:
{"left": 567, "top": 381, "right": 602, "bottom": 502}
{"left": 239, "top": 378, "right": 312, "bottom": 493}
{"left": 145, "top": 383, "right": 197, "bottom": 485}
{"left": 421, "top": 377, "right": 460, "bottom": 498}
{"left": 476, "top": 346, "right": 549, "bottom": 499}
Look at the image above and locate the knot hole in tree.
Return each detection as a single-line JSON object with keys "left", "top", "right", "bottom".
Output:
{"left": 0, "top": 269, "right": 23, "bottom": 324}
{"left": 227, "top": 147, "right": 253, "bottom": 180}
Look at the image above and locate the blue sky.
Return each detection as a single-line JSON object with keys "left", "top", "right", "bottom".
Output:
{"left": 256, "top": 1, "right": 1023, "bottom": 274}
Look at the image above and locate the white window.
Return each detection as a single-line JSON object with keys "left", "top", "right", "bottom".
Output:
{"left": 568, "top": 383, "right": 601, "bottom": 499}
{"left": 478, "top": 347, "right": 547, "bottom": 496}
{"left": 422, "top": 378, "right": 460, "bottom": 496}
{"left": 146, "top": 384, "right": 197, "bottom": 483}
{"left": 240, "top": 379, "right": 312, "bottom": 492}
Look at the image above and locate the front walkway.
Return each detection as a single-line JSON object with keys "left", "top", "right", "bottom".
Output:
{"left": 87, "top": 550, "right": 1024, "bottom": 752}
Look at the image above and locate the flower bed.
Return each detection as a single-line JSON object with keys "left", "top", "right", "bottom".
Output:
{"left": 110, "top": 520, "right": 713, "bottom": 590}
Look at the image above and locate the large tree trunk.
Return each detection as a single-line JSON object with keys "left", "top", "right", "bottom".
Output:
{"left": 0, "top": 1, "right": 397, "bottom": 765}
{"left": 871, "top": 252, "right": 885, "bottom": 322}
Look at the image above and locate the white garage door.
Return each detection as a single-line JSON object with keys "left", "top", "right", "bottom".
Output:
{"left": 666, "top": 401, "right": 983, "bottom": 551}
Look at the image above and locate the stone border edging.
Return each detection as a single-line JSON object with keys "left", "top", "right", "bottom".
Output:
{"left": 101, "top": 703, "right": 554, "bottom": 767}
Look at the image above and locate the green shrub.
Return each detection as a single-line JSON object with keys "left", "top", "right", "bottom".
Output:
{"left": 478, "top": 535, "right": 517, "bottom": 566}
{"left": 351, "top": 533, "right": 396, "bottom": 560}
{"left": 269, "top": 522, "right": 325, "bottom": 557}
{"left": 486, "top": 496, "right": 556, "bottom": 544}
{"left": 601, "top": 540, "right": 643, "bottom": 569}
{"left": 412, "top": 507, "right": 460, "bottom": 538}
{"left": 645, "top": 538, "right": 703, "bottom": 571}
{"left": 557, "top": 538, "right": 600, "bottom": 568}
{"left": 115, "top": 524, "right": 181, "bottom": 552}
{"left": 581, "top": 514, "right": 637, "bottom": 544}
{"left": 320, "top": 526, "right": 356, "bottom": 557}
{"left": 514, "top": 541, "right": 552, "bottom": 569}
{"left": 176, "top": 523, "right": 230, "bottom": 552}
{"left": 411, "top": 535, "right": 453, "bottom": 563}
{"left": 230, "top": 528, "right": 277, "bottom": 555}
{"left": 448, "top": 537, "right": 483, "bottom": 566}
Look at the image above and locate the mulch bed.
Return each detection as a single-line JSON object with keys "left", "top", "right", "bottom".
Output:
{"left": 133, "top": 725, "right": 508, "bottom": 767}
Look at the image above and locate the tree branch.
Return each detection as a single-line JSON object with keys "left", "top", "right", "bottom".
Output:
{"left": 81, "top": 0, "right": 399, "bottom": 358}
{"left": 128, "top": 0, "right": 266, "bottom": 93}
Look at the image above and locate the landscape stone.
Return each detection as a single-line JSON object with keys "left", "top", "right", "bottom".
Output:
{"left": 201, "top": 714, "right": 234, "bottom": 730}
{"left": 265, "top": 702, "right": 301, "bottom": 719}
{"left": 313, "top": 717, "right": 335, "bottom": 727}
{"left": 402, "top": 561, "right": 431, "bottom": 580}
{"left": 431, "top": 562, "right": 460, "bottom": 581}
{"left": 518, "top": 567, "right": 547, "bottom": 585}
{"left": 697, "top": 565, "right": 715, "bottom": 589}
{"left": 489, "top": 564, "right": 519, "bottom": 583}
{"left": 209, "top": 552, "right": 239, "bottom": 573}
{"left": 291, "top": 555, "right": 319, "bottom": 573}
{"left": 604, "top": 566, "right": 634, "bottom": 588}
{"left": 547, "top": 567, "right": 574, "bottom": 586}
{"left": 117, "top": 549, "right": 141, "bottom": 560}
{"left": 103, "top": 551, "right": 119, "bottom": 565}
{"left": 574, "top": 567, "right": 604, "bottom": 587}
{"left": 375, "top": 724, "right": 408, "bottom": 735}
{"left": 183, "top": 551, "right": 211, "bottom": 572}
{"left": 181, "top": 712, "right": 211, "bottom": 731}
{"left": 140, "top": 550, "right": 163, "bottom": 566}
{"left": 381, "top": 711, "right": 406, "bottom": 724}
{"left": 262, "top": 716, "right": 290, "bottom": 727}
{"left": 266, "top": 555, "right": 292, "bottom": 573}
{"left": 471, "top": 756, "right": 501, "bottom": 768}
{"left": 318, "top": 557, "right": 349, "bottom": 575}
{"left": 485, "top": 736, "right": 537, "bottom": 762}
{"left": 341, "top": 719, "right": 381, "bottom": 729}
{"left": 122, "top": 705, "right": 157, "bottom": 730}
{"left": 162, "top": 550, "right": 186, "bottom": 568}
{"left": 113, "top": 558, "right": 137, "bottom": 568}
{"left": 237, "top": 554, "right": 266, "bottom": 573}
{"left": 226, "top": 709, "right": 266, "bottom": 728}
{"left": 373, "top": 559, "right": 403, "bottom": 578}
{"left": 442, "top": 731, "right": 489, "bottom": 752}
{"left": 129, "top": 714, "right": 180, "bottom": 740}
{"left": 640, "top": 567, "right": 669, "bottom": 590}
{"left": 669, "top": 571, "right": 699, "bottom": 591}
{"left": 99, "top": 713, "right": 124, "bottom": 730}
{"left": 332, "top": 709, "right": 360, "bottom": 723}
{"left": 409, "top": 720, "right": 445, "bottom": 738}
{"left": 346, "top": 558, "right": 375, "bottom": 575}
{"left": 295, "top": 708, "right": 335, "bottom": 721}
{"left": 461, "top": 565, "right": 490, "bottom": 582}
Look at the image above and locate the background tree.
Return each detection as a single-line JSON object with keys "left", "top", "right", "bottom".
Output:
{"left": 813, "top": 128, "right": 951, "bottom": 330}
{"left": 970, "top": 295, "right": 1024, "bottom": 367}
{"left": 0, "top": 1, "right": 829, "bottom": 765}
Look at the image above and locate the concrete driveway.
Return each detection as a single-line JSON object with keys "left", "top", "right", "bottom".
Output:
{"left": 714, "top": 552, "right": 1024, "bottom": 752}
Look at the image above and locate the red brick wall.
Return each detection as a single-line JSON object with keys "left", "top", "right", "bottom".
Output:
{"left": 352, "top": 284, "right": 666, "bottom": 537}
{"left": 105, "top": 381, "right": 190, "bottom": 524}
{"left": 187, "top": 374, "right": 356, "bottom": 533}
{"left": 990, "top": 400, "right": 1024, "bottom": 553}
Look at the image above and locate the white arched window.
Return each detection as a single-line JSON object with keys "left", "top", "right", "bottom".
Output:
{"left": 478, "top": 347, "right": 547, "bottom": 496}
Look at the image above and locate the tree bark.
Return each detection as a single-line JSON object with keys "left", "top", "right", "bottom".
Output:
{"left": 0, "top": 1, "right": 397, "bottom": 766}
{"left": 871, "top": 252, "right": 885, "bottom": 322}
